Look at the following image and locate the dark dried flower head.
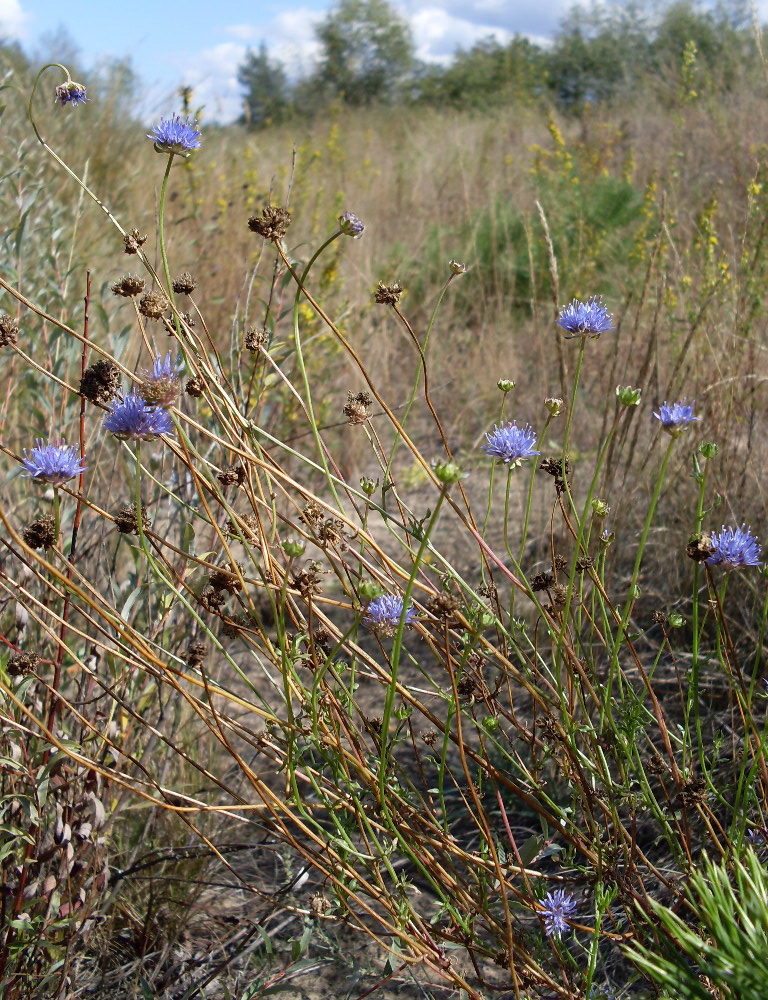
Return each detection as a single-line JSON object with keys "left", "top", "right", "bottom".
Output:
{"left": 343, "top": 391, "right": 372, "bottom": 425}
{"left": 247, "top": 206, "right": 292, "bottom": 241}
{"left": 8, "top": 651, "right": 40, "bottom": 676}
{"left": 687, "top": 532, "right": 714, "bottom": 563}
{"left": 186, "top": 376, "right": 205, "bottom": 397}
{"left": 111, "top": 273, "right": 145, "bottom": 297}
{"left": 426, "top": 591, "right": 462, "bottom": 619}
{"left": 374, "top": 281, "right": 403, "bottom": 305}
{"left": 209, "top": 568, "right": 242, "bottom": 593}
{"left": 540, "top": 457, "right": 571, "bottom": 494}
{"left": 80, "top": 360, "right": 121, "bottom": 405}
{"left": 172, "top": 271, "right": 197, "bottom": 294}
{"left": 226, "top": 513, "right": 259, "bottom": 540}
{"left": 0, "top": 314, "right": 19, "bottom": 346}
{"left": 199, "top": 585, "right": 226, "bottom": 613}
{"left": 139, "top": 351, "right": 182, "bottom": 407}
{"left": 421, "top": 729, "right": 439, "bottom": 746}
{"left": 23, "top": 513, "right": 56, "bottom": 550}
{"left": 139, "top": 289, "right": 169, "bottom": 319}
{"left": 113, "top": 501, "right": 151, "bottom": 534}
{"left": 317, "top": 518, "right": 347, "bottom": 549}
{"left": 245, "top": 326, "right": 269, "bottom": 352}
{"left": 55, "top": 81, "right": 88, "bottom": 107}
{"left": 186, "top": 641, "right": 206, "bottom": 668}
{"left": 532, "top": 572, "right": 555, "bottom": 593}
{"left": 300, "top": 500, "right": 324, "bottom": 528}
{"left": 123, "top": 229, "right": 147, "bottom": 255}
{"left": 217, "top": 464, "right": 246, "bottom": 487}
{"left": 290, "top": 562, "right": 324, "bottom": 598}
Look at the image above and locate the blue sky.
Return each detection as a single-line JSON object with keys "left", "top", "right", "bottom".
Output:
{"left": 1, "top": 0, "right": 762, "bottom": 122}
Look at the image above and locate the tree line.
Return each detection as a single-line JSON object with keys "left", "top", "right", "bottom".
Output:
{"left": 238, "top": 0, "right": 761, "bottom": 126}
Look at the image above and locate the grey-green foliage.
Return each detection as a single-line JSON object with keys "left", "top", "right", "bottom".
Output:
{"left": 313, "top": 0, "right": 415, "bottom": 105}
{"left": 625, "top": 848, "right": 768, "bottom": 999}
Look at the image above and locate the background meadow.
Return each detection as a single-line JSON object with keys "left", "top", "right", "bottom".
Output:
{"left": 2, "top": 3, "right": 768, "bottom": 997}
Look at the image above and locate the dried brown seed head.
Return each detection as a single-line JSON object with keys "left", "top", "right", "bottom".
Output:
{"left": 247, "top": 206, "right": 292, "bottom": 241}
{"left": 138, "top": 289, "right": 169, "bottom": 319}
{"left": 23, "top": 513, "right": 56, "bottom": 550}
{"left": 374, "top": 281, "right": 403, "bottom": 305}
{"left": 0, "top": 314, "right": 19, "bottom": 346}
{"left": 111, "top": 274, "right": 145, "bottom": 297}
{"left": 172, "top": 271, "right": 197, "bottom": 294}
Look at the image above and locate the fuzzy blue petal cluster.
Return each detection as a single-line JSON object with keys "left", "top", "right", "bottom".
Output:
{"left": 363, "top": 595, "right": 416, "bottom": 636}
{"left": 147, "top": 114, "right": 202, "bottom": 154}
{"left": 540, "top": 889, "right": 577, "bottom": 938}
{"left": 483, "top": 421, "right": 540, "bottom": 467}
{"left": 707, "top": 524, "right": 762, "bottom": 570}
{"left": 654, "top": 400, "right": 700, "bottom": 436}
{"left": 339, "top": 212, "right": 365, "bottom": 237}
{"left": 103, "top": 393, "right": 175, "bottom": 440}
{"left": 55, "top": 82, "right": 89, "bottom": 107}
{"left": 21, "top": 439, "right": 86, "bottom": 486}
{"left": 148, "top": 351, "right": 182, "bottom": 380}
{"left": 557, "top": 296, "right": 614, "bottom": 338}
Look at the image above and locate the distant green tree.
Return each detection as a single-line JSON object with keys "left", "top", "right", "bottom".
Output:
{"left": 415, "top": 36, "right": 546, "bottom": 108}
{"left": 547, "top": 1, "right": 652, "bottom": 109}
{"left": 313, "top": 0, "right": 415, "bottom": 105}
{"left": 652, "top": 0, "right": 749, "bottom": 91}
{"left": 238, "top": 43, "right": 290, "bottom": 127}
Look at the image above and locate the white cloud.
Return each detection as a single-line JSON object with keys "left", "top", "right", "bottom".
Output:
{"left": 408, "top": 6, "right": 511, "bottom": 62}
{"left": 177, "top": 41, "right": 248, "bottom": 123}
{"left": 0, "top": 0, "right": 27, "bottom": 39}
{"left": 270, "top": 9, "right": 323, "bottom": 76}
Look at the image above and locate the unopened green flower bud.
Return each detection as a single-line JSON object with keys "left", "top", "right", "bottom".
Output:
{"left": 545, "top": 397, "right": 563, "bottom": 417}
{"left": 616, "top": 385, "right": 642, "bottom": 407}
{"left": 699, "top": 441, "right": 719, "bottom": 459}
{"left": 358, "top": 579, "right": 383, "bottom": 601}
{"left": 600, "top": 529, "right": 615, "bottom": 546}
{"left": 482, "top": 716, "right": 499, "bottom": 732}
{"left": 497, "top": 379, "right": 516, "bottom": 393}
{"left": 360, "top": 476, "right": 377, "bottom": 495}
{"left": 592, "top": 498, "right": 611, "bottom": 518}
{"left": 282, "top": 538, "right": 306, "bottom": 558}
{"left": 668, "top": 612, "right": 684, "bottom": 628}
{"left": 432, "top": 459, "right": 464, "bottom": 485}
{"left": 449, "top": 259, "right": 467, "bottom": 275}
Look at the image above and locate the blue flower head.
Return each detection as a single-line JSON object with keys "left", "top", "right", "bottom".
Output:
{"left": 654, "top": 400, "right": 700, "bottom": 437}
{"left": 483, "top": 422, "right": 540, "bottom": 467}
{"left": 20, "top": 440, "right": 86, "bottom": 486}
{"left": 339, "top": 212, "right": 364, "bottom": 238}
{"left": 140, "top": 351, "right": 183, "bottom": 407}
{"left": 706, "top": 524, "right": 762, "bottom": 570}
{"left": 363, "top": 595, "right": 416, "bottom": 637}
{"left": 55, "top": 81, "right": 89, "bottom": 107}
{"left": 540, "top": 889, "right": 577, "bottom": 938}
{"left": 103, "top": 392, "right": 175, "bottom": 441}
{"left": 147, "top": 114, "right": 201, "bottom": 155}
{"left": 557, "top": 296, "right": 614, "bottom": 339}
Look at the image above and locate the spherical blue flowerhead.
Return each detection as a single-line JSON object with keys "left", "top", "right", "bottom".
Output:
{"left": 540, "top": 889, "right": 577, "bottom": 938}
{"left": 654, "top": 400, "right": 700, "bottom": 436}
{"left": 147, "top": 114, "right": 202, "bottom": 155}
{"left": 55, "top": 81, "right": 89, "bottom": 108}
{"left": 20, "top": 439, "right": 86, "bottom": 486}
{"left": 483, "top": 422, "right": 540, "bottom": 467}
{"left": 103, "top": 392, "right": 175, "bottom": 441}
{"left": 362, "top": 594, "right": 416, "bottom": 637}
{"left": 706, "top": 524, "right": 762, "bottom": 570}
{"left": 339, "top": 212, "right": 365, "bottom": 238}
{"left": 557, "top": 296, "right": 614, "bottom": 339}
